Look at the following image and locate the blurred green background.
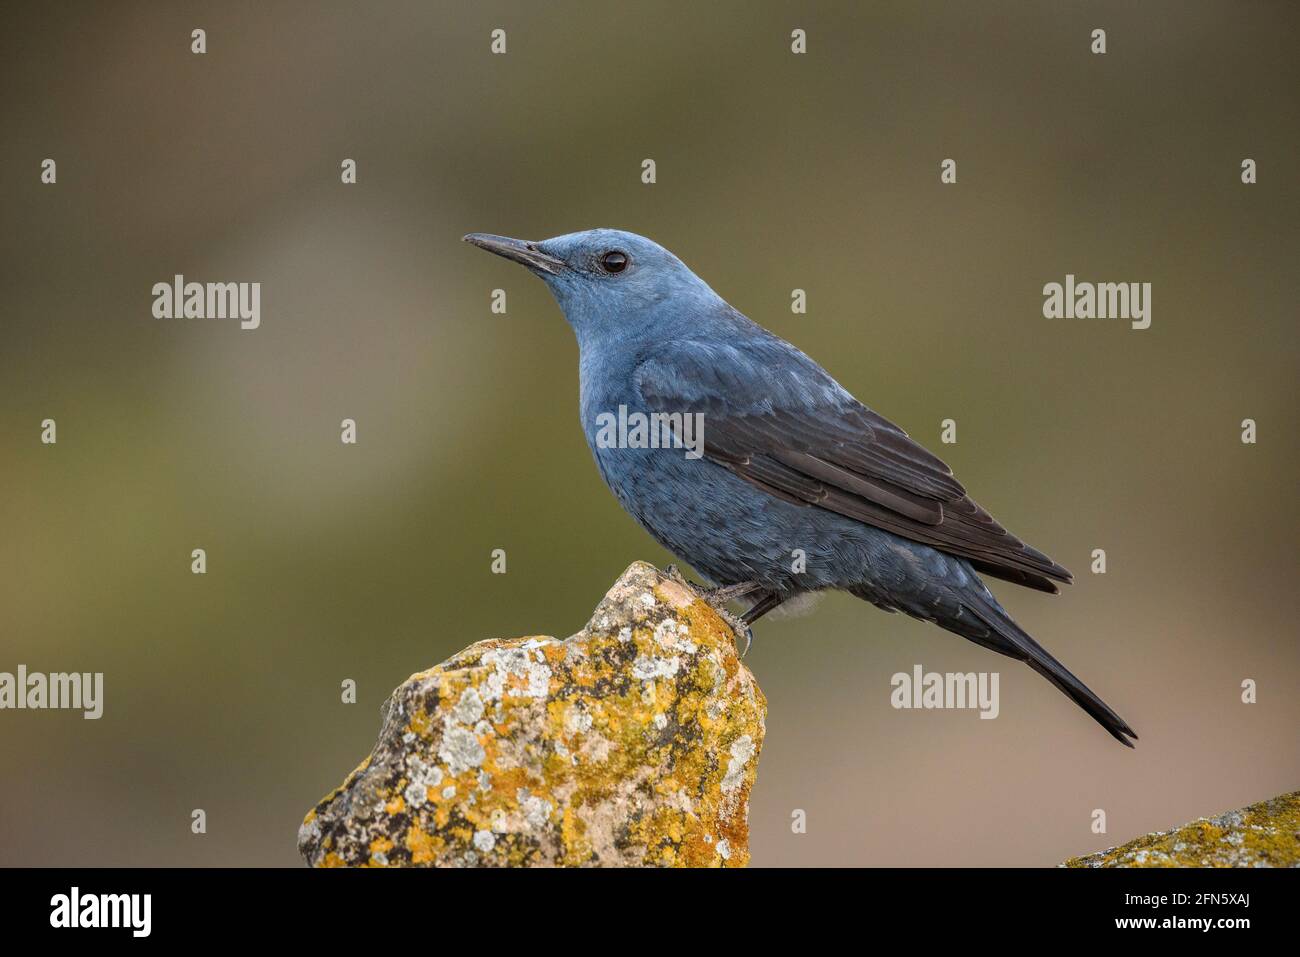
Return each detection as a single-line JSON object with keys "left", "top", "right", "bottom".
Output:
{"left": 2, "top": 1, "right": 1297, "bottom": 866}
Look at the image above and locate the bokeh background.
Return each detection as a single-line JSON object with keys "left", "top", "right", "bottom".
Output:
{"left": 2, "top": 1, "right": 1297, "bottom": 867}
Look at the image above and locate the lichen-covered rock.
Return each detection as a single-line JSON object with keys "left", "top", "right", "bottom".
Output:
{"left": 1063, "top": 791, "right": 1300, "bottom": 867}
{"left": 299, "top": 562, "right": 766, "bottom": 867}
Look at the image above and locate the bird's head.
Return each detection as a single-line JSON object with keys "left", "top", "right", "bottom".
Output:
{"left": 463, "top": 228, "right": 724, "bottom": 344}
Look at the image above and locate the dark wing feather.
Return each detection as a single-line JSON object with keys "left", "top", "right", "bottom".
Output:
{"left": 634, "top": 337, "right": 1072, "bottom": 593}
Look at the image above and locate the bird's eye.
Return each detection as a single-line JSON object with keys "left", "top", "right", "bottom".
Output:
{"left": 600, "top": 251, "right": 628, "bottom": 274}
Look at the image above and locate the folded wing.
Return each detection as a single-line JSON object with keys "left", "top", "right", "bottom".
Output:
{"left": 634, "top": 336, "right": 1072, "bottom": 593}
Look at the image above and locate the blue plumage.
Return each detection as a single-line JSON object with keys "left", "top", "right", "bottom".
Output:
{"left": 465, "top": 228, "right": 1136, "bottom": 746}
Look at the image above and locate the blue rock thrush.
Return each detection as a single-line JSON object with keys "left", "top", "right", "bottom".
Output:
{"left": 465, "top": 228, "right": 1137, "bottom": 746}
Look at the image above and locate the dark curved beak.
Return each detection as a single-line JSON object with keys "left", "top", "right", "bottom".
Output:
{"left": 463, "top": 233, "right": 566, "bottom": 276}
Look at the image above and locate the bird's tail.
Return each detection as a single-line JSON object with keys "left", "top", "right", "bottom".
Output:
{"left": 970, "top": 592, "right": 1136, "bottom": 746}
{"left": 866, "top": 583, "right": 1138, "bottom": 747}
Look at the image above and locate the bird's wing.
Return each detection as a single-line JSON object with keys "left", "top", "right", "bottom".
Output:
{"left": 633, "top": 337, "right": 1072, "bottom": 592}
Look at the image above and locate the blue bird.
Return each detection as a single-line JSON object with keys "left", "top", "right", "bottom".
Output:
{"left": 465, "top": 228, "right": 1137, "bottom": 746}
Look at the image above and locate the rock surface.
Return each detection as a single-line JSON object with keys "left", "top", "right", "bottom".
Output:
{"left": 299, "top": 562, "right": 766, "bottom": 867}
{"left": 1063, "top": 790, "right": 1300, "bottom": 867}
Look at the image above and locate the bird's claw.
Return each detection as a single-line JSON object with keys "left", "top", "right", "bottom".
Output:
{"left": 713, "top": 607, "right": 755, "bottom": 658}
{"left": 663, "top": 565, "right": 757, "bottom": 657}
{"left": 737, "top": 621, "right": 754, "bottom": 658}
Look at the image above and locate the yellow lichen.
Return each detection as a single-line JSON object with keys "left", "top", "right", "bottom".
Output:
{"left": 1064, "top": 790, "right": 1300, "bottom": 867}
{"left": 300, "top": 562, "right": 766, "bottom": 868}
{"left": 405, "top": 825, "right": 440, "bottom": 864}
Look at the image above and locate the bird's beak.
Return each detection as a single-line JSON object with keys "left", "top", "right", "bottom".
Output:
{"left": 462, "top": 233, "right": 567, "bottom": 276}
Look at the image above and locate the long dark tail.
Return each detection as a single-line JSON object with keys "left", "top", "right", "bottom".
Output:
{"left": 858, "top": 583, "right": 1139, "bottom": 747}
{"left": 964, "top": 591, "right": 1136, "bottom": 747}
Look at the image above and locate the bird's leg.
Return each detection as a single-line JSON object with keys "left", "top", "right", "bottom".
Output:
{"left": 742, "top": 591, "right": 786, "bottom": 626}
{"left": 664, "top": 565, "right": 762, "bottom": 605}
{"left": 703, "top": 580, "right": 765, "bottom": 604}
{"left": 716, "top": 607, "right": 756, "bottom": 658}
{"left": 709, "top": 589, "right": 784, "bottom": 658}
{"left": 705, "top": 592, "right": 789, "bottom": 657}
{"left": 708, "top": 584, "right": 771, "bottom": 656}
{"left": 663, "top": 566, "right": 767, "bottom": 657}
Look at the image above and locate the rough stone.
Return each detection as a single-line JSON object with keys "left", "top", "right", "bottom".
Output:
{"left": 1063, "top": 790, "right": 1300, "bottom": 867}
{"left": 299, "top": 561, "right": 766, "bottom": 867}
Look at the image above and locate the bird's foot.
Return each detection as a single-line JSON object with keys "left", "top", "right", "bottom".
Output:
{"left": 662, "top": 566, "right": 761, "bottom": 657}
{"left": 705, "top": 580, "right": 765, "bottom": 605}
{"left": 725, "top": 612, "right": 755, "bottom": 658}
